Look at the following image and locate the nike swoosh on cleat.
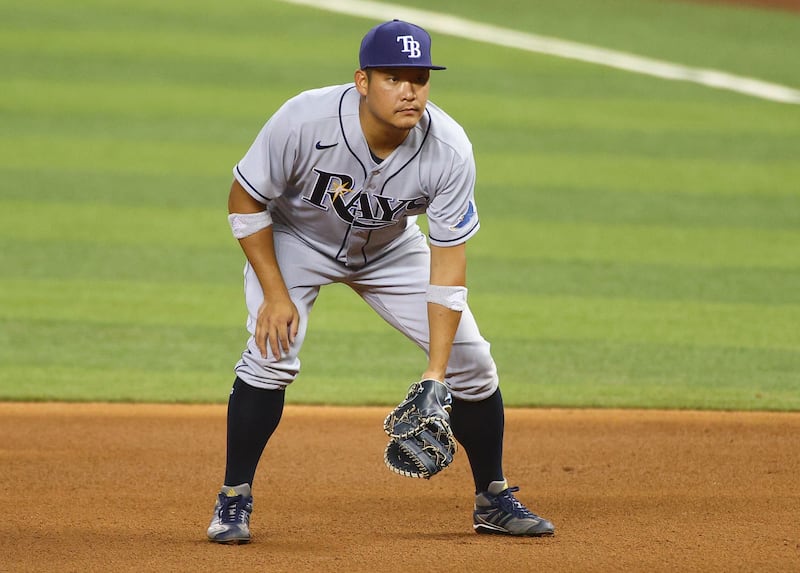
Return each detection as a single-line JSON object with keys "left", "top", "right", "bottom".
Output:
{"left": 315, "top": 141, "right": 338, "bottom": 150}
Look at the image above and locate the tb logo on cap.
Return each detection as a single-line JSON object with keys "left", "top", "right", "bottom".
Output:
{"left": 396, "top": 35, "right": 421, "bottom": 58}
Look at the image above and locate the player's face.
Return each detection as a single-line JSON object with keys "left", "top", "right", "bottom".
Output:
{"left": 356, "top": 67, "right": 431, "bottom": 133}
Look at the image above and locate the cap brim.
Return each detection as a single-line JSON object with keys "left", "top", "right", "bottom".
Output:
{"left": 363, "top": 64, "right": 447, "bottom": 70}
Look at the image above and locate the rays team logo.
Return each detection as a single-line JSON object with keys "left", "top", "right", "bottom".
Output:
{"left": 449, "top": 201, "right": 476, "bottom": 231}
{"left": 396, "top": 35, "right": 422, "bottom": 59}
{"left": 303, "top": 169, "right": 428, "bottom": 229}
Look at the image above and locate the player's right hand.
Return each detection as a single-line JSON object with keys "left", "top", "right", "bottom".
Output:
{"left": 254, "top": 296, "right": 299, "bottom": 360}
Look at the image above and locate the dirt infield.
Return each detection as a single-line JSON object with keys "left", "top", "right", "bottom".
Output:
{"left": 2, "top": 403, "right": 799, "bottom": 572}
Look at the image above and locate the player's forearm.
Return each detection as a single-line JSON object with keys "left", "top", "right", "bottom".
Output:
{"left": 228, "top": 179, "right": 291, "bottom": 303}
{"left": 424, "top": 243, "right": 467, "bottom": 381}
{"left": 237, "top": 227, "right": 292, "bottom": 303}
{"left": 423, "top": 304, "right": 462, "bottom": 381}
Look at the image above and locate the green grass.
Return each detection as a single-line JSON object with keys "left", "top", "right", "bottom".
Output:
{"left": 1, "top": 0, "right": 799, "bottom": 409}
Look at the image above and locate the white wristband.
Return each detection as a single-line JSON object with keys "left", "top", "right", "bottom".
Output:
{"left": 426, "top": 284, "right": 468, "bottom": 311}
{"left": 228, "top": 211, "right": 272, "bottom": 239}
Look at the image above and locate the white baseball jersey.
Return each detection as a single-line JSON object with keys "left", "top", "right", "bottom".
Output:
{"left": 233, "top": 83, "right": 480, "bottom": 268}
{"left": 231, "top": 83, "right": 498, "bottom": 401}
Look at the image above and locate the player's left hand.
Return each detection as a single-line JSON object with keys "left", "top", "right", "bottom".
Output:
{"left": 383, "top": 379, "right": 457, "bottom": 479}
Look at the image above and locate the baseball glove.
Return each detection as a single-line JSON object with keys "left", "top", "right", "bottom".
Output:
{"left": 383, "top": 379, "right": 457, "bottom": 479}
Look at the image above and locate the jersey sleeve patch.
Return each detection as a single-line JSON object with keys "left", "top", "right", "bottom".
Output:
{"left": 448, "top": 200, "right": 476, "bottom": 231}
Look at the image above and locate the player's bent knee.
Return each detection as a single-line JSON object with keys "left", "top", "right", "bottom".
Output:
{"left": 234, "top": 341, "right": 300, "bottom": 391}
{"left": 448, "top": 375, "right": 498, "bottom": 402}
{"left": 445, "top": 342, "right": 499, "bottom": 402}
{"left": 234, "top": 370, "right": 292, "bottom": 391}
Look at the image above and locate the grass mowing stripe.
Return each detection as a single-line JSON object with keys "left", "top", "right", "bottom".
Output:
{"left": 0, "top": 78, "right": 305, "bottom": 122}
{"left": 0, "top": 168, "right": 228, "bottom": 207}
{"left": 4, "top": 241, "right": 798, "bottom": 305}
{"left": 4, "top": 131, "right": 798, "bottom": 196}
{"left": 479, "top": 152, "right": 800, "bottom": 197}
{"left": 0, "top": 240, "right": 240, "bottom": 283}
{"left": 0, "top": 365, "right": 413, "bottom": 405}
{"left": 0, "top": 134, "right": 235, "bottom": 177}
{"left": 0, "top": 281, "right": 395, "bottom": 335}
{"left": 0, "top": 202, "right": 229, "bottom": 247}
{"left": 4, "top": 360, "right": 793, "bottom": 409}
{"left": 0, "top": 366, "right": 232, "bottom": 403}
{"left": 440, "top": 93, "right": 800, "bottom": 134}
{"left": 471, "top": 220, "right": 800, "bottom": 269}
{"left": 4, "top": 172, "right": 799, "bottom": 231}
{"left": 3, "top": 323, "right": 798, "bottom": 409}
{"left": 474, "top": 293, "right": 800, "bottom": 350}
{"left": 5, "top": 106, "right": 799, "bottom": 165}
{"left": 487, "top": 338, "right": 800, "bottom": 410}
{"left": 2, "top": 203, "right": 796, "bottom": 269}
{"left": 0, "top": 279, "right": 242, "bottom": 328}
{"left": 0, "top": 28, "right": 286, "bottom": 61}
{"left": 466, "top": 258, "right": 800, "bottom": 305}
{"left": 469, "top": 127, "right": 800, "bottom": 162}
{"left": 11, "top": 278, "right": 796, "bottom": 350}
{"left": 490, "top": 338, "right": 800, "bottom": 387}
{"left": 277, "top": 337, "right": 800, "bottom": 410}
{"left": 478, "top": 185, "right": 800, "bottom": 230}
{"left": 0, "top": 0, "right": 325, "bottom": 37}
{"left": 0, "top": 27, "right": 354, "bottom": 79}
{"left": 0, "top": 111, "right": 255, "bottom": 147}
{"left": 0, "top": 320, "right": 243, "bottom": 373}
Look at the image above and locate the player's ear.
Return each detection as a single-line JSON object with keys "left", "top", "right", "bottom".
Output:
{"left": 355, "top": 69, "right": 369, "bottom": 96}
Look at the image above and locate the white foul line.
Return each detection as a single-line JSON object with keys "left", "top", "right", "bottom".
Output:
{"left": 280, "top": 0, "right": 800, "bottom": 105}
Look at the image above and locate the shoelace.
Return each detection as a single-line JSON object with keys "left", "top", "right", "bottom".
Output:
{"left": 218, "top": 494, "right": 248, "bottom": 524}
{"left": 495, "top": 487, "right": 537, "bottom": 519}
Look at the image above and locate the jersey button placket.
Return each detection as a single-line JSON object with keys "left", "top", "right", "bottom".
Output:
{"left": 344, "top": 179, "right": 366, "bottom": 267}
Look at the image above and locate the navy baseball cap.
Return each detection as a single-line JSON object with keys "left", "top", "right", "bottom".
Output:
{"left": 359, "top": 20, "right": 446, "bottom": 70}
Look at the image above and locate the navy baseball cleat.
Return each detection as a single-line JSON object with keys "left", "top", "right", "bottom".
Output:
{"left": 473, "top": 480, "right": 555, "bottom": 537}
{"left": 207, "top": 483, "right": 253, "bottom": 544}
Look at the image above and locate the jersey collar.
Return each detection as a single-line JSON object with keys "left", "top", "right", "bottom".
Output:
{"left": 339, "top": 85, "right": 431, "bottom": 178}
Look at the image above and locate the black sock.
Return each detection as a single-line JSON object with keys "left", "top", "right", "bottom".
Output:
{"left": 223, "top": 377, "right": 285, "bottom": 487}
{"left": 448, "top": 388, "right": 505, "bottom": 494}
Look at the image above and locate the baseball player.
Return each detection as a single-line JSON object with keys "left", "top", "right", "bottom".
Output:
{"left": 207, "top": 19, "right": 555, "bottom": 544}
